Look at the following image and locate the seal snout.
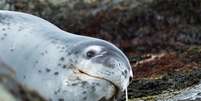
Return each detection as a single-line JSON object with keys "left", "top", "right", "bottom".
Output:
{"left": 76, "top": 42, "right": 133, "bottom": 90}
{"left": 102, "top": 53, "right": 132, "bottom": 91}
{"left": 90, "top": 45, "right": 133, "bottom": 91}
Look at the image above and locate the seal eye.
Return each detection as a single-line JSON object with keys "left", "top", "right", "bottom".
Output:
{"left": 86, "top": 50, "right": 96, "bottom": 58}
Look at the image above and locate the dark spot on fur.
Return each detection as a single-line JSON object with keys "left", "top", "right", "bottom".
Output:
{"left": 54, "top": 91, "right": 57, "bottom": 95}
{"left": 81, "top": 81, "right": 88, "bottom": 87}
{"left": 41, "top": 52, "right": 45, "bottom": 56}
{"left": 67, "top": 52, "right": 71, "bottom": 56}
{"left": 35, "top": 60, "right": 39, "bottom": 64}
{"left": 83, "top": 97, "right": 87, "bottom": 100}
{"left": 121, "top": 72, "right": 125, "bottom": 78}
{"left": 124, "top": 70, "right": 128, "bottom": 74}
{"left": 45, "top": 50, "right": 48, "bottom": 53}
{"left": 69, "top": 59, "right": 73, "bottom": 62}
{"left": 18, "top": 26, "right": 24, "bottom": 31}
{"left": 2, "top": 28, "right": 5, "bottom": 31}
{"left": 0, "top": 34, "right": 7, "bottom": 40}
{"left": 10, "top": 48, "right": 14, "bottom": 52}
{"left": 74, "top": 60, "right": 78, "bottom": 64}
{"left": 92, "top": 86, "right": 96, "bottom": 91}
{"left": 96, "top": 83, "right": 100, "bottom": 86}
{"left": 54, "top": 72, "right": 59, "bottom": 75}
{"left": 33, "top": 60, "right": 39, "bottom": 67}
{"left": 121, "top": 70, "right": 128, "bottom": 78}
{"left": 57, "top": 88, "right": 61, "bottom": 92}
{"left": 38, "top": 70, "right": 42, "bottom": 73}
{"left": 46, "top": 68, "right": 51, "bottom": 72}
{"left": 23, "top": 75, "right": 26, "bottom": 79}
{"left": 54, "top": 88, "right": 61, "bottom": 95}
{"left": 124, "top": 70, "right": 128, "bottom": 78}
{"left": 51, "top": 40, "right": 56, "bottom": 44}
{"left": 18, "top": 28, "right": 22, "bottom": 31}
{"left": 58, "top": 98, "right": 64, "bottom": 101}
{"left": 1, "top": 37, "right": 4, "bottom": 40}
{"left": 82, "top": 91, "right": 87, "bottom": 94}
{"left": 3, "top": 33, "right": 7, "bottom": 36}
{"left": 72, "top": 83, "right": 78, "bottom": 86}
{"left": 62, "top": 90, "right": 67, "bottom": 93}
{"left": 62, "top": 65, "right": 67, "bottom": 69}
{"left": 76, "top": 77, "right": 81, "bottom": 80}
{"left": 92, "top": 82, "right": 100, "bottom": 86}
{"left": 60, "top": 57, "right": 65, "bottom": 61}
{"left": 58, "top": 63, "right": 61, "bottom": 66}
{"left": 111, "top": 72, "right": 114, "bottom": 74}
{"left": 93, "top": 82, "right": 100, "bottom": 86}
{"left": 74, "top": 51, "right": 79, "bottom": 54}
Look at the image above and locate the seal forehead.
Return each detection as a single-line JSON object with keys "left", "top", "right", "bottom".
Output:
{"left": 84, "top": 45, "right": 102, "bottom": 53}
{"left": 73, "top": 40, "right": 117, "bottom": 53}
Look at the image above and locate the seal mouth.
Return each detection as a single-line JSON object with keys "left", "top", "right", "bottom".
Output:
{"left": 73, "top": 67, "right": 120, "bottom": 100}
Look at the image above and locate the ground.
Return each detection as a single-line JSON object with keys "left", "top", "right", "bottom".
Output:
{"left": 0, "top": 0, "right": 201, "bottom": 100}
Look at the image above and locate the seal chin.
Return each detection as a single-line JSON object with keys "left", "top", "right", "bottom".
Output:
{"left": 77, "top": 64, "right": 128, "bottom": 90}
{"left": 72, "top": 67, "right": 120, "bottom": 100}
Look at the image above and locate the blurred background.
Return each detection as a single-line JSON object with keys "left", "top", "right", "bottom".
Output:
{"left": 0, "top": 0, "right": 201, "bottom": 100}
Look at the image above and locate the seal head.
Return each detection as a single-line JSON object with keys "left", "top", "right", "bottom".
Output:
{"left": 69, "top": 39, "right": 133, "bottom": 99}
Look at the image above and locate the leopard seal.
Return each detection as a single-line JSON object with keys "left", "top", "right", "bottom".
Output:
{"left": 0, "top": 10, "right": 133, "bottom": 101}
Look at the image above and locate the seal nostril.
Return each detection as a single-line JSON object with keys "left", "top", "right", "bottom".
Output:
{"left": 129, "top": 76, "right": 133, "bottom": 81}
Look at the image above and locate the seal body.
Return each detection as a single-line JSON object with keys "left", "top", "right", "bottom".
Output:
{"left": 0, "top": 11, "right": 133, "bottom": 101}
